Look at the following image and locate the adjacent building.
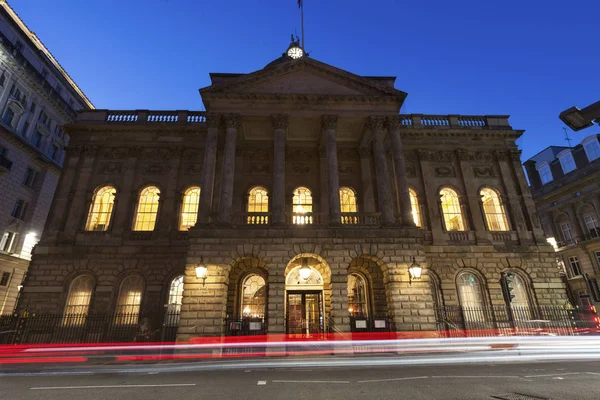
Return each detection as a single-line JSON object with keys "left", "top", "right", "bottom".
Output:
{"left": 0, "top": 1, "right": 93, "bottom": 314}
{"left": 18, "top": 40, "right": 568, "bottom": 341}
{"left": 524, "top": 134, "right": 600, "bottom": 308}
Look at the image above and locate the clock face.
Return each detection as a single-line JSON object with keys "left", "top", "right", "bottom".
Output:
{"left": 287, "top": 46, "right": 304, "bottom": 59}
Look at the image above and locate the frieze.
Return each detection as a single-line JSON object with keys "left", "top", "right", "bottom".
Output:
{"left": 474, "top": 151, "right": 493, "bottom": 163}
{"left": 247, "top": 163, "right": 271, "bottom": 175}
{"left": 98, "top": 162, "right": 122, "bottom": 174}
{"left": 243, "top": 148, "right": 272, "bottom": 161}
{"left": 143, "top": 163, "right": 172, "bottom": 175}
{"left": 183, "top": 149, "right": 203, "bottom": 160}
{"left": 100, "top": 147, "right": 128, "bottom": 160}
{"left": 141, "top": 148, "right": 170, "bottom": 159}
{"left": 494, "top": 150, "right": 509, "bottom": 161}
{"left": 455, "top": 149, "right": 474, "bottom": 161}
{"left": 338, "top": 164, "right": 354, "bottom": 175}
{"left": 434, "top": 166, "right": 455, "bottom": 177}
{"left": 291, "top": 164, "right": 311, "bottom": 175}
{"left": 509, "top": 149, "right": 522, "bottom": 161}
{"left": 287, "top": 149, "right": 315, "bottom": 162}
{"left": 473, "top": 166, "right": 494, "bottom": 178}
{"left": 430, "top": 151, "right": 456, "bottom": 163}
{"left": 184, "top": 164, "right": 202, "bottom": 174}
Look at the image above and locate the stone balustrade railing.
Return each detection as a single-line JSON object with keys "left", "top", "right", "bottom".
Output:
{"left": 76, "top": 110, "right": 509, "bottom": 129}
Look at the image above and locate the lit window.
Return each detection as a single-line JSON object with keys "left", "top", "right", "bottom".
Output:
{"left": 63, "top": 275, "right": 94, "bottom": 325}
{"left": 480, "top": 188, "right": 509, "bottom": 231}
{"left": 247, "top": 186, "right": 269, "bottom": 224}
{"left": 293, "top": 187, "right": 312, "bottom": 224}
{"left": 115, "top": 275, "right": 144, "bottom": 324}
{"left": 166, "top": 275, "right": 184, "bottom": 326}
{"left": 240, "top": 274, "right": 266, "bottom": 319}
{"left": 582, "top": 136, "right": 600, "bottom": 161}
{"left": 456, "top": 272, "right": 485, "bottom": 319}
{"left": 510, "top": 274, "right": 529, "bottom": 308}
{"left": 409, "top": 189, "right": 421, "bottom": 227}
{"left": 440, "top": 188, "right": 466, "bottom": 231}
{"left": 584, "top": 214, "right": 599, "bottom": 233}
{"left": 85, "top": 186, "right": 116, "bottom": 231}
{"left": 568, "top": 256, "right": 582, "bottom": 277}
{"left": 537, "top": 163, "right": 553, "bottom": 184}
{"left": 0, "top": 231, "right": 18, "bottom": 253}
{"left": 133, "top": 186, "right": 160, "bottom": 231}
{"left": 559, "top": 222, "right": 573, "bottom": 242}
{"left": 179, "top": 186, "right": 200, "bottom": 230}
{"left": 340, "top": 187, "right": 357, "bottom": 224}
{"left": 558, "top": 151, "right": 576, "bottom": 174}
{"left": 348, "top": 273, "right": 368, "bottom": 317}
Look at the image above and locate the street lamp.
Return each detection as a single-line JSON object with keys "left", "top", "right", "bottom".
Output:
{"left": 559, "top": 100, "right": 600, "bottom": 131}
{"left": 299, "top": 258, "right": 312, "bottom": 280}
{"left": 408, "top": 257, "right": 423, "bottom": 285}
{"left": 195, "top": 257, "right": 208, "bottom": 286}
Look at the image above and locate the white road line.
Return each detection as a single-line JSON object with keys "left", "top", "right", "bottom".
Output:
{"left": 257, "top": 381, "right": 267, "bottom": 385}
{"left": 430, "top": 375, "right": 520, "bottom": 379}
{"left": 524, "top": 372, "right": 582, "bottom": 378}
{"left": 586, "top": 372, "right": 600, "bottom": 376}
{"left": 30, "top": 384, "right": 197, "bottom": 390}
{"left": 272, "top": 380, "right": 349, "bottom": 384}
{"left": 358, "top": 376, "right": 429, "bottom": 383}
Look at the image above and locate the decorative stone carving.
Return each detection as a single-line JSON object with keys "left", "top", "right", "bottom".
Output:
{"left": 205, "top": 113, "right": 221, "bottom": 128}
{"left": 509, "top": 149, "right": 522, "bottom": 161}
{"left": 291, "top": 164, "right": 311, "bottom": 174}
{"left": 474, "top": 151, "right": 493, "bottom": 162}
{"left": 183, "top": 149, "right": 202, "bottom": 160}
{"left": 99, "top": 163, "right": 122, "bottom": 174}
{"left": 100, "top": 147, "right": 128, "bottom": 159}
{"left": 430, "top": 151, "right": 455, "bottom": 163}
{"left": 287, "top": 149, "right": 315, "bottom": 161}
{"left": 248, "top": 163, "right": 271, "bottom": 175}
{"left": 455, "top": 149, "right": 473, "bottom": 161}
{"left": 338, "top": 164, "right": 354, "bottom": 175}
{"left": 224, "top": 113, "right": 241, "bottom": 129}
{"left": 271, "top": 114, "right": 289, "bottom": 130}
{"left": 184, "top": 164, "right": 202, "bottom": 174}
{"left": 127, "top": 147, "right": 141, "bottom": 157}
{"left": 417, "top": 150, "right": 431, "bottom": 161}
{"left": 338, "top": 148, "right": 358, "bottom": 160}
{"left": 386, "top": 116, "right": 402, "bottom": 131}
{"left": 82, "top": 146, "right": 100, "bottom": 157}
{"left": 141, "top": 148, "right": 170, "bottom": 159}
{"left": 494, "top": 150, "right": 509, "bottom": 161}
{"left": 405, "top": 164, "right": 416, "bottom": 177}
{"left": 434, "top": 166, "right": 455, "bottom": 177}
{"left": 321, "top": 115, "right": 338, "bottom": 130}
{"left": 367, "top": 116, "right": 385, "bottom": 132}
{"left": 473, "top": 166, "right": 494, "bottom": 178}
{"left": 143, "top": 164, "right": 171, "bottom": 175}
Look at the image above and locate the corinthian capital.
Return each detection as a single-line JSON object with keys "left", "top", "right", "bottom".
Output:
{"left": 205, "top": 113, "right": 222, "bottom": 129}
{"left": 367, "top": 116, "right": 385, "bottom": 132}
{"left": 224, "top": 113, "right": 242, "bottom": 129}
{"left": 271, "top": 114, "right": 289, "bottom": 130}
{"left": 386, "top": 116, "right": 402, "bottom": 131}
{"left": 321, "top": 115, "right": 338, "bottom": 130}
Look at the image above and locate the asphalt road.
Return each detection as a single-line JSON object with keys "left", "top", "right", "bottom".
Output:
{"left": 1, "top": 360, "right": 600, "bottom": 400}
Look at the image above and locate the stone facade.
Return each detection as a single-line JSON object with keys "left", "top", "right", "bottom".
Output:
{"left": 0, "top": 2, "right": 92, "bottom": 314}
{"left": 524, "top": 134, "right": 600, "bottom": 309}
{"left": 18, "top": 47, "right": 568, "bottom": 340}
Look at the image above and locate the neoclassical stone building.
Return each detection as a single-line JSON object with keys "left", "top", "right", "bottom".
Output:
{"left": 18, "top": 43, "right": 568, "bottom": 340}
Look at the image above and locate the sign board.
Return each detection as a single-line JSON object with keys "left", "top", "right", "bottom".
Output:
{"left": 374, "top": 320, "right": 386, "bottom": 329}
{"left": 355, "top": 320, "right": 367, "bottom": 329}
{"left": 229, "top": 322, "right": 242, "bottom": 331}
{"left": 249, "top": 321, "right": 262, "bottom": 331}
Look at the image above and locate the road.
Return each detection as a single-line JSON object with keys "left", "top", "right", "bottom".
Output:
{"left": 1, "top": 359, "right": 600, "bottom": 399}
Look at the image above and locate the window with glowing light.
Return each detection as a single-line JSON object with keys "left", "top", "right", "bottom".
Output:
{"left": 348, "top": 273, "right": 368, "bottom": 317}
{"left": 409, "top": 189, "right": 421, "bottom": 227}
{"left": 440, "top": 188, "right": 466, "bottom": 231}
{"left": 165, "top": 275, "right": 184, "bottom": 326}
{"left": 63, "top": 275, "right": 94, "bottom": 325}
{"left": 247, "top": 186, "right": 269, "bottom": 224}
{"left": 457, "top": 272, "right": 485, "bottom": 313}
{"left": 179, "top": 187, "right": 200, "bottom": 230}
{"left": 293, "top": 187, "right": 312, "bottom": 224}
{"left": 510, "top": 274, "right": 530, "bottom": 308}
{"left": 133, "top": 186, "right": 160, "bottom": 231}
{"left": 480, "top": 188, "right": 509, "bottom": 231}
{"left": 115, "top": 275, "right": 144, "bottom": 325}
{"left": 85, "top": 186, "right": 116, "bottom": 231}
{"left": 340, "top": 187, "right": 357, "bottom": 224}
{"left": 240, "top": 274, "right": 266, "bottom": 319}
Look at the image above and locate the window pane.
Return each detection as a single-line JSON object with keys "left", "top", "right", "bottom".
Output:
{"left": 440, "top": 188, "right": 465, "bottom": 231}
{"left": 409, "top": 189, "right": 421, "bottom": 227}
{"left": 293, "top": 187, "right": 312, "bottom": 224}
{"left": 133, "top": 186, "right": 160, "bottom": 231}
{"left": 63, "top": 275, "right": 94, "bottom": 326}
{"left": 538, "top": 165, "right": 553, "bottom": 184}
{"left": 340, "top": 187, "right": 357, "bottom": 224}
{"left": 480, "top": 188, "right": 509, "bottom": 231}
{"left": 584, "top": 140, "right": 600, "bottom": 161}
{"left": 247, "top": 186, "right": 269, "bottom": 224}
{"left": 348, "top": 274, "right": 368, "bottom": 317}
{"left": 85, "top": 186, "right": 116, "bottom": 231}
{"left": 457, "top": 273, "right": 485, "bottom": 322}
{"left": 240, "top": 275, "right": 266, "bottom": 318}
{"left": 115, "top": 275, "right": 144, "bottom": 324}
{"left": 180, "top": 187, "right": 200, "bottom": 230}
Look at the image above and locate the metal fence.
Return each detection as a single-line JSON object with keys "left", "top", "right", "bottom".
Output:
{"left": 437, "top": 305, "right": 598, "bottom": 337}
{"left": 0, "top": 312, "right": 181, "bottom": 344}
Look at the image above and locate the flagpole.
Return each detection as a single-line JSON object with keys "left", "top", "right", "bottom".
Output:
{"left": 300, "top": 0, "right": 305, "bottom": 49}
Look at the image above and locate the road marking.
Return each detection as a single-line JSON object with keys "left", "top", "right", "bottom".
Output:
{"left": 553, "top": 377, "right": 564, "bottom": 380}
{"left": 358, "top": 376, "right": 429, "bottom": 383}
{"left": 257, "top": 381, "right": 267, "bottom": 385}
{"left": 31, "top": 384, "right": 197, "bottom": 390}
{"left": 586, "top": 372, "right": 600, "bottom": 376}
{"left": 430, "top": 375, "right": 520, "bottom": 379}
{"left": 272, "top": 380, "right": 349, "bottom": 384}
{"left": 524, "top": 372, "right": 581, "bottom": 378}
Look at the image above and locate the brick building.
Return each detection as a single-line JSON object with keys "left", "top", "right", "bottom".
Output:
{"left": 18, "top": 41, "right": 568, "bottom": 339}
{"left": 0, "top": 1, "right": 92, "bottom": 314}
{"left": 524, "top": 134, "right": 600, "bottom": 309}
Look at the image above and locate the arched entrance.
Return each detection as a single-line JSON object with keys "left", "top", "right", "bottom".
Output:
{"left": 285, "top": 259, "right": 326, "bottom": 334}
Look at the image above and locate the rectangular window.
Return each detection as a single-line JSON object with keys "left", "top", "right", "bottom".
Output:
{"left": 0, "top": 272, "right": 10, "bottom": 286}
{"left": 560, "top": 222, "right": 573, "bottom": 242}
{"left": 538, "top": 165, "right": 553, "bottom": 184}
{"left": 568, "top": 256, "right": 582, "bottom": 277}
{"left": 23, "top": 167, "right": 37, "bottom": 188}
{"left": 38, "top": 111, "right": 49, "bottom": 127}
{"left": 11, "top": 199, "right": 27, "bottom": 220}
{"left": 559, "top": 153, "right": 576, "bottom": 174}
{"left": 584, "top": 140, "right": 600, "bottom": 162}
{"left": 29, "top": 102, "right": 36, "bottom": 113}
{"left": 3, "top": 107, "right": 15, "bottom": 127}
{"left": 0, "top": 232, "right": 18, "bottom": 253}
{"left": 50, "top": 144, "right": 60, "bottom": 161}
{"left": 21, "top": 121, "right": 29, "bottom": 137}
{"left": 584, "top": 214, "right": 599, "bottom": 233}
{"left": 32, "top": 131, "right": 43, "bottom": 148}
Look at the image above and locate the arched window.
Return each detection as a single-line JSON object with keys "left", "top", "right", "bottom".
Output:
{"left": 409, "top": 189, "right": 421, "bottom": 227}
{"left": 133, "top": 186, "right": 160, "bottom": 231}
{"left": 480, "top": 188, "right": 509, "bottom": 231}
{"left": 240, "top": 274, "right": 266, "bottom": 319}
{"left": 293, "top": 187, "right": 313, "bottom": 224}
{"left": 510, "top": 274, "right": 530, "bottom": 308}
{"left": 440, "top": 188, "right": 466, "bottom": 231}
{"left": 340, "top": 187, "right": 358, "bottom": 224}
{"left": 247, "top": 186, "right": 269, "bottom": 224}
{"left": 348, "top": 273, "right": 368, "bottom": 317}
{"left": 165, "top": 275, "right": 184, "bottom": 326}
{"left": 115, "top": 275, "right": 144, "bottom": 325}
{"left": 179, "top": 187, "right": 200, "bottom": 230}
{"left": 457, "top": 272, "right": 485, "bottom": 310}
{"left": 85, "top": 186, "right": 116, "bottom": 231}
{"left": 63, "top": 275, "right": 94, "bottom": 325}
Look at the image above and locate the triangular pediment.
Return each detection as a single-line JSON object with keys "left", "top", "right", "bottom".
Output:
{"left": 200, "top": 57, "right": 407, "bottom": 101}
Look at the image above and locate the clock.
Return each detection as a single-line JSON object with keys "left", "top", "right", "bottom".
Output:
{"left": 287, "top": 46, "right": 304, "bottom": 59}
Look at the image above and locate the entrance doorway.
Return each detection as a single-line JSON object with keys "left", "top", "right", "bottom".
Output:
{"left": 286, "top": 291, "right": 323, "bottom": 334}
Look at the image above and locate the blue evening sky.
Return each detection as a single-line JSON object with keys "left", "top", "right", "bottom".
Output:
{"left": 15, "top": 0, "right": 600, "bottom": 160}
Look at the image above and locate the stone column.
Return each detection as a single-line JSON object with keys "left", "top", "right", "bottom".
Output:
{"left": 418, "top": 150, "right": 445, "bottom": 243}
{"left": 217, "top": 114, "right": 240, "bottom": 224}
{"left": 112, "top": 149, "right": 139, "bottom": 234}
{"left": 387, "top": 117, "right": 415, "bottom": 227}
{"left": 456, "top": 149, "right": 488, "bottom": 243}
{"left": 566, "top": 203, "right": 584, "bottom": 239}
{"left": 358, "top": 147, "right": 376, "bottom": 212}
{"left": 197, "top": 114, "right": 221, "bottom": 224}
{"left": 158, "top": 148, "right": 183, "bottom": 231}
{"left": 322, "top": 115, "right": 341, "bottom": 224}
{"left": 63, "top": 146, "right": 99, "bottom": 237}
{"left": 369, "top": 116, "right": 395, "bottom": 225}
{"left": 271, "top": 114, "right": 288, "bottom": 225}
